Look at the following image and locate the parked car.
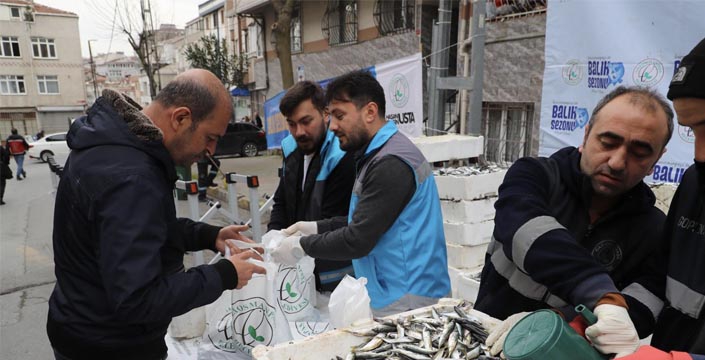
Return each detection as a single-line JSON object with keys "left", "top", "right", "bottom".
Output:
{"left": 213, "top": 122, "right": 267, "bottom": 158}
{"left": 27, "top": 132, "right": 70, "bottom": 162}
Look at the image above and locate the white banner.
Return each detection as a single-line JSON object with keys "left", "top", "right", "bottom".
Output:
{"left": 539, "top": 0, "right": 705, "bottom": 184}
{"left": 375, "top": 53, "right": 424, "bottom": 138}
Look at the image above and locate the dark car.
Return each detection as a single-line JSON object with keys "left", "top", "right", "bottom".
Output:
{"left": 213, "top": 122, "right": 267, "bottom": 158}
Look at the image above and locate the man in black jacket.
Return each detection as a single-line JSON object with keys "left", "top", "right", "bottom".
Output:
{"left": 47, "top": 69, "right": 266, "bottom": 360}
{"left": 268, "top": 81, "right": 356, "bottom": 292}
{"left": 479, "top": 86, "right": 673, "bottom": 358}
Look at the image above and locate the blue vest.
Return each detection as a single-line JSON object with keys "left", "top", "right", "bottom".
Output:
{"left": 349, "top": 121, "right": 450, "bottom": 309}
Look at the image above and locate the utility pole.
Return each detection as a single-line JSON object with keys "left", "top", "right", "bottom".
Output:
{"left": 88, "top": 40, "right": 98, "bottom": 101}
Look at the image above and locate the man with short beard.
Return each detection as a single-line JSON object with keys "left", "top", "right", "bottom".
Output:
{"left": 271, "top": 71, "right": 451, "bottom": 317}
{"left": 268, "top": 80, "right": 356, "bottom": 292}
{"left": 477, "top": 86, "right": 673, "bottom": 358}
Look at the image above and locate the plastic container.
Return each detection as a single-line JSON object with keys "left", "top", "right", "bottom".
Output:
{"left": 504, "top": 309, "right": 604, "bottom": 360}
{"left": 251, "top": 298, "right": 500, "bottom": 360}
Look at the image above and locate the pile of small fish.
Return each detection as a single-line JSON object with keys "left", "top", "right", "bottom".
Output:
{"left": 336, "top": 305, "right": 500, "bottom": 360}
{"left": 434, "top": 164, "right": 503, "bottom": 177}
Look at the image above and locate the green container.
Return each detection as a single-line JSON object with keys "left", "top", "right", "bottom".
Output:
{"left": 503, "top": 309, "right": 604, "bottom": 360}
{"left": 175, "top": 165, "right": 191, "bottom": 200}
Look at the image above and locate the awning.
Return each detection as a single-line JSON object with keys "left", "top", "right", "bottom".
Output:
{"left": 230, "top": 87, "right": 251, "bottom": 97}
{"left": 236, "top": 0, "right": 269, "bottom": 14}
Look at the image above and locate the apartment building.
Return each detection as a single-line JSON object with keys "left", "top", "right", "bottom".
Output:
{"left": 0, "top": 0, "right": 86, "bottom": 136}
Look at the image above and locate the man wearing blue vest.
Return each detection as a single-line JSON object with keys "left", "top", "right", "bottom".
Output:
{"left": 271, "top": 70, "right": 451, "bottom": 316}
{"left": 268, "top": 80, "right": 356, "bottom": 292}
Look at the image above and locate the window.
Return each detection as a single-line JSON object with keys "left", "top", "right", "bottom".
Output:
{"left": 10, "top": 7, "right": 20, "bottom": 18}
{"left": 481, "top": 103, "right": 533, "bottom": 164}
{"left": 247, "top": 22, "right": 263, "bottom": 58}
{"left": 31, "top": 37, "right": 57, "bottom": 58}
{"left": 45, "top": 133, "right": 66, "bottom": 141}
{"left": 322, "top": 0, "right": 358, "bottom": 46}
{"left": 0, "top": 36, "right": 21, "bottom": 57}
{"left": 0, "top": 75, "right": 26, "bottom": 95}
{"left": 373, "top": 0, "right": 414, "bottom": 36}
{"left": 290, "top": 1, "right": 302, "bottom": 53}
{"left": 37, "top": 75, "right": 59, "bottom": 94}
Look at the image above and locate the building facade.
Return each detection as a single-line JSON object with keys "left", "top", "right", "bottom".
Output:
{"left": 0, "top": 0, "right": 86, "bottom": 136}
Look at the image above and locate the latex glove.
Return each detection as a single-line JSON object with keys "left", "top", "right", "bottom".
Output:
{"left": 615, "top": 345, "right": 693, "bottom": 360}
{"left": 585, "top": 304, "right": 639, "bottom": 357}
{"left": 486, "top": 312, "right": 531, "bottom": 356}
{"left": 270, "top": 235, "right": 304, "bottom": 265}
{"left": 282, "top": 221, "right": 317, "bottom": 236}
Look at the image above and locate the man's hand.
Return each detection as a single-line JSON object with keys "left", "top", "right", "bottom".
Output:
{"left": 282, "top": 221, "right": 317, "bottom": 236}
{"left": 270, "top": 236, "right": 304, "bottom": 265}
{"left": 486, "top": 311, "right": 531, "bottom": 357}
{"left": 585, "top": 304, "right": 640, "bottom": 357}
{"left": 216, "top": 225, "right": 263, "bottom": 255}
{"left": 227, "top": 250, "right": 266, "bottom": 289}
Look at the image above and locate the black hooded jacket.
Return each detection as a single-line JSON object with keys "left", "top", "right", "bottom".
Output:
{"left": 476, "top": 147, "right": 666, "bottom": 337}
{"left": 47, "top": 90, "right": 238, "bottom": 359}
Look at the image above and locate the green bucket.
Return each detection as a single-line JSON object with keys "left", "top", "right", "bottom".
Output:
{"left": 503, "top": 309, "right": 605, "bottom": 360}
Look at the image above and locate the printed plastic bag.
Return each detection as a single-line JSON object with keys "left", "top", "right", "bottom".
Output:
{"left": 198, "top": 260, "right": 290, "bottom": 360}
{"left": 263, "top": 230, "right": 318, "bottom": 322}
{"left": 328, "top": 275, "right": 373, "bottom": 329}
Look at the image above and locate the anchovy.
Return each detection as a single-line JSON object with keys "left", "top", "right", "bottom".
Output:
{"left": 398, "top": 344, "right": 438, "bottom": 355}
{"left": 447, "top": 331, "right": 459, "bottom": 356}
{"left": 357, "top": 334, "right": 385, "bottom": 352}
{"left": 395, "top": 348, "right": 432, "bottom": 360}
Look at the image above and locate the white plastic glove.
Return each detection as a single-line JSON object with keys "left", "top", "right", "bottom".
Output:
{"left": 270, "top": 235, "right": 304, "bottom": 265}
{"left": 486, "top": 311, "right": 531, "bottom": 357}
{"left": 282, "top": 221, "right": 318, "bottom": 236}
{"left": 585, "top": 304, "right": 639, "bottom": 357}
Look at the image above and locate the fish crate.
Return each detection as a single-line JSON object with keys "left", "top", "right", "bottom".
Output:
{"left": 252, "top": 298, "right": 500, "bottom": 360}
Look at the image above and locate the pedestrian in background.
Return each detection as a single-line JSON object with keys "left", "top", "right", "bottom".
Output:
{"left": 254, "top": 111, "right": 263, "bottom": 129}
{"left": 197, "top": 155, "right": 220, "bottom": 202}
{"left": 35, "top": 129, "right": 45, "bottom": 140}
{"left": 6, "top": 128, "right": 30, "bottom": 180}
{"left": 0, "top": 139, "right": 11, "bottom": 205}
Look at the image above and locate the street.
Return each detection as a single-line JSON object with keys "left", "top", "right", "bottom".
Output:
{"left": 0, "top": 154, "right": 282, "bottom": 359}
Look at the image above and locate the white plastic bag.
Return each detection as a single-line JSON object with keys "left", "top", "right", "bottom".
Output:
{"left": 263, "top": 230, "right": 318, "bottom": 322}
{"left": 198, "top": 260, "right": 290, "bottom": 360}
{"left": 328, "top": 275, "right": 373, "bottom": 329}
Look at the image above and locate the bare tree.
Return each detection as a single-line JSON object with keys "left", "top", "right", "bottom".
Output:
{"left": 113, "top": 0, "right": 161, "bottom": 99}
{"left": 270, "top": 0, "right": 296, "bottom": 90}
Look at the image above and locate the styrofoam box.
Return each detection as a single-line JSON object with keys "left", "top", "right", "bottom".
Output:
{"left": 456, "top": 269, "right": 483, "bottom": 304}
{"left": 435, "top": 170, "right": 507, "bottom": 201}
{"left": 411, "top": 134, "right": 484, "bottom": 163}
{"left": 441, "top": 197, "right": 497, "bottom": 223}
{"left": 448, "top": 266, "right": 482, "bottom": 299}
{"left": 446, "top": 243, "right": 489, "bottom": 269}
{"left": 444, "top": 220, "right": 494, "bottom": 246}
{"left": 252, "top": 298, "right": 499, "bottom": 360}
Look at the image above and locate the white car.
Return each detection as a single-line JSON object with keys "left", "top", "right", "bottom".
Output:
{"left": 27, "top": 132, "right": 70, "bottom": 162}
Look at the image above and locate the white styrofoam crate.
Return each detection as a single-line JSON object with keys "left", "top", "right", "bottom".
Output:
{"left": 456, "top": 269, "right": 483, "bottom": 304}
{"left": 411, "top": 134, "right": 484, "bottom": 163}
{"left": 446, "top": 243, "right": 489, "bottom": 270}
{"left": 441, "top": 197, "right": 497, "bottom": 223}
{"left": 444, "top": 220, "right": 494, "bottom": 246}
{"left": 435, "top": 170, "right": 507, "bottom": 201}
{"left": 252, "top": 298, "right": 499, "bottom": 360}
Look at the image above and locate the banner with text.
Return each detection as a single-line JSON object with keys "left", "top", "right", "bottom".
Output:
{"left": 540, "top": 0, "right": 705, "bottom": 184}
{"left": 264, "top": 53, "right": 424, "bottom": 149}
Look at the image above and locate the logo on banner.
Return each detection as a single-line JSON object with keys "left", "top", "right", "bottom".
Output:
{"left": 389, "top": 73, "right": 410, "bottom": 108}
{"left": 653, "top": 163, "right": 686, "bottom": 184}
{"left": 562, "top": 59, "right": 584, "bottom": 85}
{"left": 550, "top": 103, "right": 590, "bottom": 132}
{"left": 209, "top": 297, "right": 276, "bottom": 353}
{"left": 276, "top": 265, "right": 311, "bottom": 315}
{"left": 587, "top": 59, "right": 624, "bottom": 89}
{"left": 678, "top": 125, "right": 695, "bottom": 144}
{"left": 632, "top": 58, "right": 664, "bottom": 87}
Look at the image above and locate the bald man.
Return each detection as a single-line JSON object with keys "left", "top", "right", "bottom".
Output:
{"left": 47, "top": 70, "right": 266, "bottom": 360}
